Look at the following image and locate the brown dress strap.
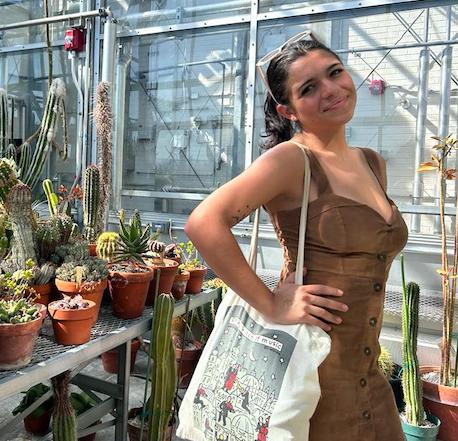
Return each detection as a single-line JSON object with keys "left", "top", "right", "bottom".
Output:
{"left": 289, "top": 140, "right": 330, "bottom": 196}
{"left": 358, "top": 147, "right": 388, "bottom": 193}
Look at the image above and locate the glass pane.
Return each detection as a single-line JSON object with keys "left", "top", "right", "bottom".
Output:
{"left": 0, "top": 46, "right": 78, "bottom": 193}
{"left": 112, "top": 0, "right": 251, "bottom": 29}
{"left": 254, "top": 7, "right": 458, "bottom": 234}
{"left": 0, "top": 1, "right": 81, "bottom": 46}
{"left": 117, "top": 28, "right": 249, "bottom": 215}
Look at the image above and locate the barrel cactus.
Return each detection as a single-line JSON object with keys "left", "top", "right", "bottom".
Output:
{"left": 96, "top": 231, "right": 119, "bottom": 262}
{"left": 0, "top": 158, "right": 19, "bottom": 204}
{"left": 82, "top": 165, "right": 101, "bottom": 243}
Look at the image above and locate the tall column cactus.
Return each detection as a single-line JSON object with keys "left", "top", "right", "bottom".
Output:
{"left": 0, "top": 89, "right": 8, "bottom": 157}
{"left": 42, "top": 178, "right": 59, "bottom": 217}
{"left": 83, "top": 165, "right": 101, "bottom": 243}
{"left": 22, "top": 78, "right": 66, "bottom": 189}
{"left": 401, "top": 255, "right": 425, "bottom": 426}
{"left": 5, "top": 183, "right": 37, "bottom": 270}
{"left": 147, "top": 292, "right": 176, "bottom": 440}
{"left": 52, "top": 371, "right": 77, "bottom": 441}
{"left": 93, "top": 81, "right": 113, "bottom": 232}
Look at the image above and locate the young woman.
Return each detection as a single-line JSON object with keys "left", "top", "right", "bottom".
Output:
{"left": 185, "top": 34, "right": 407, "bottom": 440}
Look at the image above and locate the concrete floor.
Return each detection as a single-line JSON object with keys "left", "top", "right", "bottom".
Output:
{"left": 0, "top": 349, "right": 185, "bottom": 441}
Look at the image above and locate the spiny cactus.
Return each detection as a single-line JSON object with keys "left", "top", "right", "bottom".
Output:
{"left": 5, "top": 183, "right": 37, "bottom": 270}
{"left": 36, "top": 219, "right": 61, "bottom": 262}
{"left": 401, "top": 254, "right": 424, "bottom": 426}
{"left": 94, "top": 81, "right": 113, "bottom": 233}
{"left": 96, "top": 231, "right": 119, "bottom": 262}
{"left": 0, "top": 89, "right": 8, "bottom": 156}
{"left": 22, "top": 78, "right": 66, "bottom": 190}
{"left": 0, "top": 158, "right": 19, "bottom": 204}
{"left": 378, "top": 345, "right": 394, "bottom": 379}
{"left": 51, "top": 371, "right": 77, "bottom": 441}
{"left": 54, "top": 213, "right": 75, "bottom": 244}
{"left": 147, "top": 292, "right": 176, "bottom": 440}
{"left": 42, "top": 178, "right": 59, "bottom": 217}
{"left": 5, "top": 143, "right": 16, "bottom": 161}
{"left": 33, "top": 262, "right": 55, "bottom": 285}
{"left": 82, "top": 165, "right": 101, "bottom": 243}
{"left": 17, "top": 142, "right": 31, "bottom": 177}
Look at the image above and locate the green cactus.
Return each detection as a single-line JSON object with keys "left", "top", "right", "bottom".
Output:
{"left": 51, "top": 371, "right": 77, "bottom": 441}
{"left": 54, "top": 213, "right": 75, "bottom": 244}
{"left": 378, "top": 345, "right": 394, "bottom": 379}
{"left": 22, "top": 78, "right": 66, "bottom": 190}
{"left": 33, "top": 262, "right": 55, "bottom": 285}
{"left": 42, "top": 178, "right": 59, "bottom": 217}
{"left": 82, "top": 165, "right": 101, "bottom": 243}
{"left": 0, "top": 89, "right": 9, "bottom": 156}
{"left": 5, "top": 143, "right": 16, "bottom": 161}
{"left": 17, "top": 142, "right": 31, "bottom": 177}
{"left": 146, "top": 292, "right": 176, "bottom": 440}
{"left": 96, "top": 231, "right": 119, "bottom": 262}
{"left": 5, "top": 183, "right": 37, "bottom": 270}
{"left": 0, "top": 158, "right": 19, "bottom": 204}
{"left": 401, "top": 255, "right": 425, "bottom": 426}
{"left": 36, "top": 220, "right": 61, "bottom": 262}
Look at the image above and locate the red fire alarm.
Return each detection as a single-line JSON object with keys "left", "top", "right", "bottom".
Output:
{"left": 64, "top": 27, "right": 85, "bottom": 52}
{"left": 369, "top": 79, "right": 385, "bottom": 96}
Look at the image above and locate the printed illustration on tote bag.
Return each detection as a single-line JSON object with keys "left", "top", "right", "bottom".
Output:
{"left": 191, "top": 304, "right": 297, "bottom": 441}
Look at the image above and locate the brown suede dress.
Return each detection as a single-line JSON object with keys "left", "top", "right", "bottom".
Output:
{"left": 267, "top": 145, "right": 408, "bottom": 441}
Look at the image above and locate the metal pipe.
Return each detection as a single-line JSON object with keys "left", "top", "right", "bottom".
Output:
{"left": 70, "top": 53, "right": 84, "bottom": 191}
{"left": 411, "top": 10, "right": 430, "bottom": 233}
{"left": 0, "top": 8, "right": 107, "bottom": 31}
{"left": 101, "top": 9, "right": 117, "bottom": 84}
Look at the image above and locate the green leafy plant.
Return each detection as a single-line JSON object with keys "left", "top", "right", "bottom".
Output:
{"left": 12, "top": 383, "right": 54, "bottom": 418}
{"left": 418, "top": 134, "right": 458, "bottom": 386}
{"left": 177, "top": 241, "right": 204, "bottom": 270}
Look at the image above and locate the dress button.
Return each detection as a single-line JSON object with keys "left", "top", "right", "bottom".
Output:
{"left": 362, "top": 410, "right": 371, "bottom": 420}
{"left": 373, "top": 283, "right": 382, "bottom": 292}
{"left": 364, "top": 347, "right": 371, "bottom": 356}
{"left": 360, "top": 378, "right": 367, "bottom": 387}
{"left": 377, "top": 254, "right": 386, "bottom": 262}
{"left": 369, "top": 317, "right": 377, "bottom": 327}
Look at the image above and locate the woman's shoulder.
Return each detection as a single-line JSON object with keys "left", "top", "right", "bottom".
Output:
{"left": 352, "top": 146, "right": 386, "bottom": 166}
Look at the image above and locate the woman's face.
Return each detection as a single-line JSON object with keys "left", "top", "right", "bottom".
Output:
{"left": 284, "top": 49, "right": 356, "bottom": 132}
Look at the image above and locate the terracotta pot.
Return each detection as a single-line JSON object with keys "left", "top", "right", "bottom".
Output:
{"left": 55, "top": 278, "right": 107, "bottom": 323}
{"left": 31, "top": 283, "right": 52, "bottom": 306}
{"left": 0, "top": 304, "right": 46, "bottom": 369}
{"left": 101, "top": 338, "right": 141, "bottom": 374}
{"left": 171, "top": 271, "right": 190, "bottom": 301}
{"left": 185, "top": 266, "right": 208, "bottom": 294}
{"left": 24, "top": 407, "right": 53, "bottom": 436}
{"left": 421, "top": 366, "right": 458, "bottom": 441}
{"left": 108, "top": 269, "right": 154, "bottom": 319}
{"left": 48, "top": 300, "right": 96, "bottom": 345}
{"left": 88, "top": 243, "right": 97, "bottom": 256}
{"left": 175, "top": 340, "right": 203, "bottom": 388}
{"left": 146, "top": 259, "right": 179, "bottom": 305}
{"left": 127, "top": 408, "right": 173, "bottom": 441}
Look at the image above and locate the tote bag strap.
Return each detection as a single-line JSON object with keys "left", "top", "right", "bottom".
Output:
{"left": 248, "top": 147, "right": 311, "bottom": 286}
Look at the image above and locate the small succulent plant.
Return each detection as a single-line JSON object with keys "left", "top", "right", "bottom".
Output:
{"left": 52, "top": 294, "right": 91, "bottom": 310}
{"left": 55, "top": 257, "right": 108, "bottom": 284}
{"left": 0, "top": 298, "right": 40, "bottom": 323}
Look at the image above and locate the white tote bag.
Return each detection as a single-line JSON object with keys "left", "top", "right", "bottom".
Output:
{"left": 177, "top": 148, "right": 331, "bottom": 441}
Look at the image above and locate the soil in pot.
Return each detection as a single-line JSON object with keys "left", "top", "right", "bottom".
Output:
{"left": 108, "top": 265, "right": 154, "bottom": 319}
{"left": 101, "top": 338, "right": 141, "bottom": 374}
{"left": 185, "top": 266, "right": 208, "bottom": 294}
{"left": 171, "top": 270, "right": 190, "bottom": 301}
{"left": 421, "top": 366, "right": 458, "bottom": 441}
{"left": 48, "top": 300, "right": 96, "bottom": 345}
{"left": 0, "top": 304, "right": 46, "bottom": 369}
{"left": 175, "top": 340, "right": 203, "bottom": 388}
{"left": 146, "top": 258, "right": 179, "bottom": 305}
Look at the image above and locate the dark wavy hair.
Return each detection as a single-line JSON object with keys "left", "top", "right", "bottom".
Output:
{"left": 260, "top": 39, "right": 341, "bottom": 150}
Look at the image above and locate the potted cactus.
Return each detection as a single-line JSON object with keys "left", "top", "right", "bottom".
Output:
{"left": 400, "top": 256, "right": 440, "bottom": 440}
{"left": 54, "top": 251, "right": 108, "bottom": 322}
{"left": 48, "top": 295, "right": 96, "bottom": 345}
{"left": 417, "top": 135, "right": 458, "bottom": 441}
{"left": 0, "top": 268, "right": 46, "bottom": 369}
{"left": 128, "top": 293, "right": 176, "bottom": 441}
{"left": 176, "top": 241, "right": 207, "bottom": 294}
{"left": 145, "top": 239, "right": 178, "bottom": 305}
{"left": 171, "top": 267, "right": 190, "bottom": 301}
{"left": 82, "top": 165, "right": 101, "bottom": 256}
{"left": 108, "top": 210, "right": 154, "bottom": 319}
{"left": 96, "top": 231, "right": 119, "bottom": 263}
